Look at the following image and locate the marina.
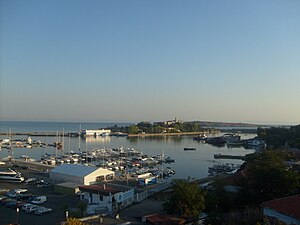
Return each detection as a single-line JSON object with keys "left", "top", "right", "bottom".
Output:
{"left": 0, "top": 121, "right": 256, "bottom": 180}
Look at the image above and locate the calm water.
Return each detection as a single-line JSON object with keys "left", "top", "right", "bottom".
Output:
{"left": 0, "top": 121, "right": 255, "bottom": 179}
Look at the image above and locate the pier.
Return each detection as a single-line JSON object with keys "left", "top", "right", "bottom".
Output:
{"left": 0, "top": 132, "right": 79, "bottom": 137}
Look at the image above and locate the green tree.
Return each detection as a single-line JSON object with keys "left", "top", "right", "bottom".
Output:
{"left": 163, "top": 180, "right": 206, "bottom": 218}
{"left": 242, "top": 151, "right": 300, "bottom": 203}
{"left": 127, "top": 125, "right": 139, "bottom": 134}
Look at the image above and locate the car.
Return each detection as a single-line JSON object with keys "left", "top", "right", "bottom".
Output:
{"left": 16, "top": 193, "right": 33, "bottom": 201}
{"left": 14, "top": 201, "right": 26, "bottom": 209}
{"left": 6, "top": 189, "right": 28, "bottom": 198}
{"left": 24, "top": 177, "right": 38, "bottom": 184}
{"left": 22, "top": 203, "right": 33, "bottom": 211}
{"left": 1, "top": 197, "right": 13, "bottom": 205}
{"left": 34, "top": 206, "right": 53, "bottom": 215}
{"left": 25, "top": 204, "right": 39, "bottom": 213}
{"left": 31, "top": 196, "right": 47, "bottom": 204}
{"left": 36, "top": 180, "right": 51, "bottom": 187}
{"left": 4, "top": 199, "right": 17, "bottom": 207}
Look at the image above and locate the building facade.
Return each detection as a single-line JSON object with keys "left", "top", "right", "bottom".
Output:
{"left": 79, "top": 183, "right": 134, "bottom": 215}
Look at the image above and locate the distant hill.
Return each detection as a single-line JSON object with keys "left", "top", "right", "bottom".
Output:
{"left": 192, "top": 121, "right": 258, "bottom": 127}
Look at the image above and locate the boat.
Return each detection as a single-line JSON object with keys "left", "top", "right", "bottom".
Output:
{"left": 208, "top": 163, "right": 239, "bottom": 176}
{"left": 0, "top": 168, "right": 25, "bottom": 182}
{"left": 205, "top": 137, "right": 227, "bottom": 146}
{"left": 165, "top": 157, "right": 175, "bottom": 163}
{"left": 184, "top": 147, "right": 196, "bottom": 151}
{"left": 193, "top": 134, "right": 207, "bottom": 141}
{"left": 244, "top": 138, "right": 266, "bottom": 150}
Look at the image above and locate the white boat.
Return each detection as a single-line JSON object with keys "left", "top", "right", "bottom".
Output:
{"left": 0, "top": 168, "right": 25, "bottom": 182}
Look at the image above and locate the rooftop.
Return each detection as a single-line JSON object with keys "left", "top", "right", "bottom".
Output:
{"left": 50, "top": 164, "right": 100, "bottom": 177}
{"left": 79, "top": 183, "right": 132, "bottom": 196}
{"left": 261, "top": 194, "right": 300, "bottom": 221}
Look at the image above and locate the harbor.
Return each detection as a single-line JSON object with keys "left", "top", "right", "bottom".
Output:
{"left": 0, "top": 121, "right": 259, "bottom": 182}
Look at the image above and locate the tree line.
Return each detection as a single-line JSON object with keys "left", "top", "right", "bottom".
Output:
{"left": 257, "top": 124, "right": 300, "bottom": 149}
{"left": 106, "top": 121, "right": 208, "bottom": 134}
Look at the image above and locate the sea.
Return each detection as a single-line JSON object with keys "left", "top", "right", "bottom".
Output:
{"left": 0, "top": 121, "right": 256, "bottom": 180}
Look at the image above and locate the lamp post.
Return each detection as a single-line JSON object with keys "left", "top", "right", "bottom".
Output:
{"left": 16, "top": 207, "right": 19, "bottom": 224}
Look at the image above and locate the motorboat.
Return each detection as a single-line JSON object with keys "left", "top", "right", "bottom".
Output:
{"left": 184, "top": 147, "right": 196, "bottom": 151}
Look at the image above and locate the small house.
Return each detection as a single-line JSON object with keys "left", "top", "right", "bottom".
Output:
{"left": 79, "top": 183, "right": 134, "bottom": 215}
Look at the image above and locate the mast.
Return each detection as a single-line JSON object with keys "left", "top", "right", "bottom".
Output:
{"left": 161, "top": 149, "right": 164, "bottom": 182}
{"left": 78, "top": 123, "right": 81, "bottom": 152}
{"left": 62, "top": 128, "right": 65, "bottom": 155}
{"left": 55, "top": 129, "right": 58, "bottom": 157}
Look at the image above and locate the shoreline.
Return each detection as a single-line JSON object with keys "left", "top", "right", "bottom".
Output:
{"left": 0, "top": 128, "right": 258, "bottom": 138}
{"left": 127, "top": 131, "right": 217, "bottom": 137}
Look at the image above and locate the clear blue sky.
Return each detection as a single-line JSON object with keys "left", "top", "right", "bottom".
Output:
{"left": 1, "top": 0, "right": 299, "bottom": 124}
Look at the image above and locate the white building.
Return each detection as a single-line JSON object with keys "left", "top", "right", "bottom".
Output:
{"left": 50, "top": 164, "right": 114, "bottom": 185}
{"left": 79, "top": 183, "right": 134, "bottom": 215}
{"left": 80, "top": 129, "right": 111, "bottom": 136}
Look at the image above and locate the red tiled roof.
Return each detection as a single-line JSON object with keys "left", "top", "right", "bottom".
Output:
{"left": 261, "top": 194, "right": 300, "bottom": 221}
{"left": 79, "top": 184, "right": 131, "bottom": 196}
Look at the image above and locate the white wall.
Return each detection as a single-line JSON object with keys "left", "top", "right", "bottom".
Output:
{"left": 83, "top": 188, "right": 134, "bottom": 214}
{"left": 50, "top": 172, "right": 84, "bottom": 185}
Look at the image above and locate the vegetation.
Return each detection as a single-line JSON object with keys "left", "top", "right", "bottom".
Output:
{"left": 163, "top": 180, "right": 206, "bottom": 219}
{"left": 240, "top": 150, "right": 300, "bottom": 203}
{"left": 64, "top": 218, "right": 88, "bottom": 225}
{"left": 107, "top": 120, "right": 207, "bottom": 134}
{"left": 204, "top": 150, "right": 300, "bottom": 224}
{"left": 257, "top": 124, "right": 300, "bottom": 149}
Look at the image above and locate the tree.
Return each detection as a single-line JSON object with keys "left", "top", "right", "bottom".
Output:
{"left": 127, "top": 125, "right": 139, "bottom": 134}
{"left": 163, "top": 180, "right": 206, "bottom": 219}
{"left": 242, "top": 151, "right": 300, "bottom": 203}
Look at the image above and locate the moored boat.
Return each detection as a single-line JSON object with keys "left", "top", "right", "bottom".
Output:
{"left": 184, "top": 147, "right": 196, "bottom": 151}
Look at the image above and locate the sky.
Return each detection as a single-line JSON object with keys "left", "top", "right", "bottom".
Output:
{"left": 0, "top": 0, "right": 300, "bottom": 124}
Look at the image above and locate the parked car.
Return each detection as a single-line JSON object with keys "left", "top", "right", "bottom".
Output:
{"left": 1, "top": 198, "right": 14, "bottom": 205}
{"left": 4, "top": 199, "right": 17, "bottom": 207}
{"left": 36, "top": 180, "right": 51, "bottom": 187}
{"left": 24, "top": 177, "right": 37, "bottom": 184}
{"left": 34, "top": 206, "right": 52, "bottom": 215}
{"left": 6, "top": 189, "right": 28, "bottom": 198}
{"left": 14, "top": 201, "right": 26, "bottom": 209}
{"left": 16, "top": 193, "right": 33, "bottom": 201}
{"left": 31, "top": 196, "right": 47, "bottom": 204}
{"left": 22, "top": 203, "right": 34, "bottom": 211}
{"left": 26, "top": 204, "right": 39, "bottom": 213}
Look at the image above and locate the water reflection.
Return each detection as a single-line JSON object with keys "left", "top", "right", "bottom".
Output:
{"left": 84, "top": 136, "right": 111, "bottom": 143}
{"left": 127, "top": 135, "right": 183, "bottom": 143}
